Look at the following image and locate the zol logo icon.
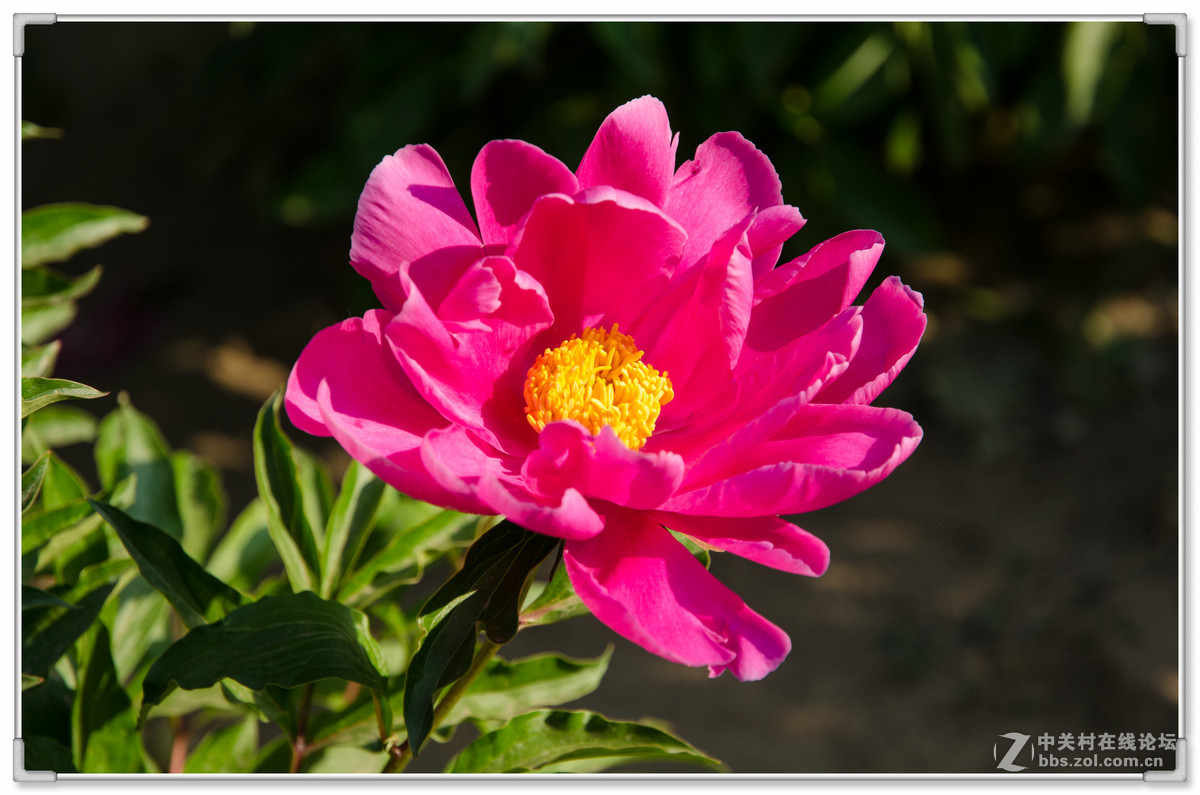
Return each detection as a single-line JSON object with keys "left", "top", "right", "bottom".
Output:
{"left": 994, "top": 732, "right": 1033, "bottom": 772}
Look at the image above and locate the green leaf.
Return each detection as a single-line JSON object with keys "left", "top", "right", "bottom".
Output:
{"left": 22, "top": 736, "right": 77, "bottom": 774}
{"left": 439, "top": 648, "right": 612, "bottom": 731}
{"left": 22, "top": 264, "right": 102, "bottom": 309}
{"left": 21, "top": 340, "right": 60, "bottom": 377}
{"left": 89, "top": 500, "right": 245, "bottom": 629}
{"left": 294, "top": 447, "right": 333, "bottom": 550}
{"left": 22, "top": 497, "right": 94, "bottom": 555}
{"left": 22, "top": 451, "right": 50, "bottom": 512}
{"left": 253, "top": 390, "right": 320, "bottom": 592}
{"left": 319, "top": 460, "right": 385, "bottom": 599}
{"left": 72, "top": 625, "right": 143, "bottom": 772}
{"left": 171, "top": 450, "right": 226, "bottom": 562}
{"left": 22, "top": 404, "right": 99, "bottom": 463}
{"left": 21, "top": 585, "right": 75, "bottom": 611}
{"left": 39, "top": 451, "right": 88, "bottom": 508}
{"left": 304, "top": 745, "right": 389, "bottom": 774}
{"left": 94, "top": 394, "right": 183, "bottom": 540}
{"left": 446, "top": 710, "right": 725, "bottom": 773}
{"left": 22, "top": 674, "right": 46, "bottom": 691}
{"left": 337, "top": 505, "right": 475, "bottom": 607}
{"left": 22, "top": 302, "right": 76, "bottom": 346}
{"left": 140, "top": 592, "right": 388, "bottom": 723}
{"left": 520, "top": 557, "right": 589, "bottom": 629}
{"left": 22, "top": 583, "right": 114, "bottom": 678}
{"left": 22, "top": 202, "right": 148, "bottom": 268}
{"left": 205, "top": 497, "right": 275, "bottom": 591}
{"left": 21, "top": 376, "right": 108, "bottom": 417}
{"left": 22, "top": 120, "right": 63, "bottom": 140}
{"left": 183, "top": 714, "right": 259, "bottom": 773}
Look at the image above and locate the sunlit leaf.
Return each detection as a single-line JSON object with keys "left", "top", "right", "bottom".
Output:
{"left": 22, "top": 264, "right": 102, "bottom": 309}
{"left": 21, "top": 377, "right": 108, "bottom": 418}
{"left": 205, "top": 497, "right": 275, "bottom": 591}
{"left": 90, "top": 500, "right": 245, "bottom": 629}
{"left": 72, "top": 625, "right": 142, "bottom": 772}
{"left": 183, "top": 714, "right": 259, "bottom": 774}
{"left": 22, "top": 451, "right": 50, "bottom": 512}
{"left": 171, "top": 451, "right": 226, "bottom": 562}
{"left": 320, "top": 460, "right": 385, "bottom": 599}
{"left": 438, "top": 648, "right": 612, "bottom": 732}
{"left": 22, "top": 202, "right": 147, "bottom": 268}
{"left": 21, "top": 302, "right": 76, "bottom": 346}
{"left": 21, "top": 674, "right": 45, "bottom": 691}
{"left": 21, "top": 340, "right": 60, "bottom": 378}
{"left": 22, "top": 120, "right": 64, "bottom": 140}
{"left": 253, "top": 390, "right": 320, "bottom": 592}
{"left": 520, "top": 557, "right": 588, "bottom": 629}
{"left": 22, "top": 404, "right": 99, "bottom": 464}
{"left": 94, "top": 393, "right": 182, "bottom": 540}
{"left": 446, "top": 709, "right": 725, "bottom": 773}
{"left": 140, "top": 592, "right": 388, "bottom": 723}
{"left": 304, "top": 744, "right": 388, "bottom": 774}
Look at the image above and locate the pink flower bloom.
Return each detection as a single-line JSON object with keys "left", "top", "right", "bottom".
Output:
{"left": 286, "top": 97, "right": 925, "bottom": 681}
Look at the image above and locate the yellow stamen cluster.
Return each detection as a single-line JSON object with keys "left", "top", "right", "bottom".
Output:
{"left": 523, "top": 324, "right": 674, "bottom": 450}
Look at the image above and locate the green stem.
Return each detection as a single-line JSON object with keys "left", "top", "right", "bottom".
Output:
{"left": 289, "top": 684, "right": 315, "bottom": 774}
{"left": 381, "top": 638, "right": 501, "bottom": 774}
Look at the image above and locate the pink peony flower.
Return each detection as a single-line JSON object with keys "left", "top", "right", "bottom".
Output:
{"left": 286, "top": 96, "right": 925, "bottom": 681}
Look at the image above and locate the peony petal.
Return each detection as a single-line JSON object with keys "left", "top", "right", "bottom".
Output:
{"left": 664, "top": 132, "right": 785, "bottom": 273}
{"left": 664, "top": 403, "right": 922, "bottom": 516}
{"left": 576, "top": 95, "right": 677, "bottom": 207}
{"left": 638, "top": 212, "right": 755, "bottom": 388}
{"left": 350, "top": 144, "right": 484, "bottom": 311}
{"left": 653, "top": 512, "right": 830, "bottom": 577}
{"left": 813, "top": 276, "right": 927, "bottom": 406}
{"left": 476, "top": 470, "right": 602, "bottom": 540}
{"left": 563, "top": 505, "right": 791, "bottom": 680}
{"left": 387, "top": 257, "right": 553, "bottom": 454}
{"left": 747, "top": 204, "right": 806, "bottom": 279}
{"left": 470, "top": 139, "right": 578, "bottom": 248}
{"left": 747, "top": 230, "right": 884, "bottom": 349}
{"left": 521, "top": 422, "right": 685, "bottom": 510}
{"left": 311, "top": 375, "right": 494, "bottom": 517}
{"left": 286, "top": 309, "right": 412, "bottom": 438}
{"left": 510, "top": 187, "right": 685, "bottom": 336}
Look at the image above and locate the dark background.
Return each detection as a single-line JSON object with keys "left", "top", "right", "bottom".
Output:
{"left": 22, "top": 20, "right": 1179, "bottom": 773}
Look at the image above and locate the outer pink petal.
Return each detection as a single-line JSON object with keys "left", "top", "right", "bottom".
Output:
{"left": 747, "top": 230, "right": 884, "bottom": 349}
{"left": 813, "top": 276, "right": 927, "bottom": 406}
{"left": 521, "top": 422, "right": 685, "bottom": 510}
{"left": 653, "top": 512, "right": 830, "bottom": 577}
{"left": 664, "top": 403, "right": 923, "bottom": 516}
{"left": 576, "top": 96, "right": 677, "bottom": 207}
{"left": 470, "top": 139, "right": 578, "bottom": 248}
{"left": 476, "top": 471, "right": 602, "bottom": 540}
{"left": 350, "top": 144, "right": 484, "bottom": 311}
{"left": 562, "top": 506, "right": 791, "bottom": 680}
{"left": 747, "top": 204, "right": 806, "bottom": 279}
{"left": 309, "top": 376, "right": 493, "bottom": 517}
{"left": 510, "top": 187, "right": 685, "bottom": 336}
{"left": 664, "top": 132, "right": 785, "bottom": 273}
{"left": 387, "top": 257, "right": 553, "bottom": 454}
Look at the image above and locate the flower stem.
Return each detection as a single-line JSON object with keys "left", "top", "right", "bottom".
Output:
{"left": 381, "top": 638, "right": 501, "bottom": 774}
{"left": 289, "top": 684, "right": 315, "bottom": 774}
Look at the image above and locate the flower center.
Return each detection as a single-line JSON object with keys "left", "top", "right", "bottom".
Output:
{"left": 523, "top": 324, "right": 674, "bottom": 450}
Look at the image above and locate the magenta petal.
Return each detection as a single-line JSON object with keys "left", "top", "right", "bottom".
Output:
{"left": 813, "top": 276, "right": 927, "bottom": 406}
{"left": 522, "top": 423, "right": 684, "bottom": 510}
{"left": 311, "top": 376, "right": 493, "bottom": 516}
{"left": 350, "top": 144, "right": 484, "bottom": 311}
{"left": 747, "top": 204, "right": 806, "bottom": 279}
{"left": 477, "top": 471, "right": 602, "bottom": 540}
{"left": 654, "top": 512, "right": 830, "bottom": 577}
{"left": 510, "top": 188, "right": 685, "bottom": 335}
{"left": 665, "top": 403, "right": 923, "bottom": 516}
{"left": 665, "top": 132, "right": 785, "bottom": 272}
{"left": 562, "top": 506, "right": 791, "bottom": 680}
{"left": 576, "top": 96, "right": 677, "bottom": 207}
{"left": 747, "top": 230, "right": 884, "bottom": 349}
{"left": 470, "top": 139, "right": 578, "bottom": 247}
{"left": 387, "top": 257, "right": 553, "bottom": 454}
